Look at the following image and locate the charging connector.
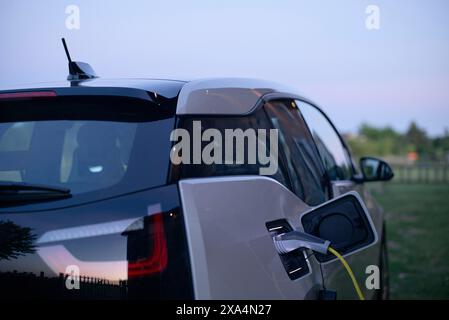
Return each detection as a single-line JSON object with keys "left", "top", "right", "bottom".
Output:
{"left": 273, "top": 230, "right": 330, "bottom": 254}
{"left": 273, "top": 230, "right": 365, "bottom": 300}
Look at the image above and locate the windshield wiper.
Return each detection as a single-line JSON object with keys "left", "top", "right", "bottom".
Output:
{"left": 0, "top": 182, "right": 72, "bottom": 205}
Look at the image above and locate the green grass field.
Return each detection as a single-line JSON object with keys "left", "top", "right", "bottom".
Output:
{"left": 370, "top": 183, "right": 449, "bottom": 299}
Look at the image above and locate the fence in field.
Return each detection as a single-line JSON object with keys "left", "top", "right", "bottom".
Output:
{"left": 391, "top": 162, "right": 449, "bottom": 184}
{"left": 0, "top": 270, "right": 127, "bottom": 299}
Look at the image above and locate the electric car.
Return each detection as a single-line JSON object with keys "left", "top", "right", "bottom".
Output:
{"left": 0, "top": 58, "right": 393, "bottom": 299}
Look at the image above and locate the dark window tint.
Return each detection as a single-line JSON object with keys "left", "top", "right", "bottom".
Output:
{"left": 174, "top": 108, "right": 289, "bottom": 187}
{"left": 264, "top": 100, "right": 327, "bottom": 206}
{"left": 297, "top": 101, "right": 353, "bottom": 180}
{"left": 0, "top": 97, "right": 175, "bottom": 205}
{"left": 0, "top": 120, "right": 137, "bottom": 193}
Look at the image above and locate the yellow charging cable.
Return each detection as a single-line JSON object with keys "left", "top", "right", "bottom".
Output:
{"left": 327, "top": 246, "right": 365, "bottom": 300}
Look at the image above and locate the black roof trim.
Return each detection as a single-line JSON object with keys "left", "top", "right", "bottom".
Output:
{"left": 0, "top": 78, "right": 187, "bottom": 101}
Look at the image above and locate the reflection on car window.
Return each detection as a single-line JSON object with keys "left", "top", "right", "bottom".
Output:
{"left": 177, "top": 108, "right": 288, "bottom": 187}
{"left": 265, "top": 100, "right": 327, "bottom": 206}
{"left": 297, "top": 101, "right": 353, "bottom": 180}
{"left": 0, "top": 120, "right": 136, "bottom": 194}
{"left": 0, "top": 97, "right": 176, "bottom": 202}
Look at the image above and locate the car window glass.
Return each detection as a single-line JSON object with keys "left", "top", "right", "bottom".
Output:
{"left": 265, "top": 100, "right": 327, "bottom": 206}
{"left": 0, "top": 97, "right": 175, "bottom": 202}
{"left": 176, "top": 108, "right": 289, "bottom": 187}
{"left": 297, "top": 101, "right": 353, "bottom": 181}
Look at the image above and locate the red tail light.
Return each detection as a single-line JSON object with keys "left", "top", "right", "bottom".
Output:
{"left": 0, "top": 91, "right": 57, "bottom": 100}
{"left": 127, "top": 213, "right": 168, "bottom": 278}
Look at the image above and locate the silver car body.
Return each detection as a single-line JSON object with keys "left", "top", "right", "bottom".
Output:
{"left": 176, "top": 78, "right": 384, "bottom": 299}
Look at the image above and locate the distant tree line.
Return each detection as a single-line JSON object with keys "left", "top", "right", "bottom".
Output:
{"left": 345, "top": 122, "right": 449, "bottom": 161}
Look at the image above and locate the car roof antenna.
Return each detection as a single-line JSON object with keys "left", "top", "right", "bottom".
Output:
{"left": 61, "top": 38, "right": 97, "bottom": 81}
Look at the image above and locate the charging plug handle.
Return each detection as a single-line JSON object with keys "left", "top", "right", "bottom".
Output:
{"left": 273, "top": 230, "right": 330, "bottom": 255}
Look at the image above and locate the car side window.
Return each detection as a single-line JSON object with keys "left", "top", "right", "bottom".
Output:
{"left": 264, "top": 100, "right": 327, "bottom": 206}
{"left": 176, "top": 107, "right": 290, "bottom": 188}
{"left": 297, "top": 100, "right": 353, "bottom": 181}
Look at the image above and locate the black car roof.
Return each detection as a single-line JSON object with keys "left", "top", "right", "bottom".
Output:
{"left": 0, "top": 78, "right": 187, "bottom": 101}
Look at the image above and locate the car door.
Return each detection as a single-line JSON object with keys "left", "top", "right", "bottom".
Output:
{"left": 260, "top": 99, "right": 332, "bottom": 297}
{"left": 176, "top": 107, "right": 324, "bottom": 299}
{"left": 296, "top": 99, "right": 383, "bottom": 299}
{"left": 176, "top": 99, "right": 380, "bottom": 299}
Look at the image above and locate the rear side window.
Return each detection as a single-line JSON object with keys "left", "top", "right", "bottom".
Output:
{"left": 173, "top": 108, "right": 289, "bottom": 187}
{"left": 0, "top": 96, "right": 175, "bottom": 201}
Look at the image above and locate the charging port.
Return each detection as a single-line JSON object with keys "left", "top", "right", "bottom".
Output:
{"left": 266, "top": 219, "right": 310, "bottom": 280}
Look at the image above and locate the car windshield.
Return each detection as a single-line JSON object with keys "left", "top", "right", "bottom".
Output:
{"left": 0, "top": 96, "right": 175, "bottom": 198}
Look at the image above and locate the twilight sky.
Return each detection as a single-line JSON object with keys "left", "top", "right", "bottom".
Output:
{"left": 1, "top": 0, "right": 448, "bottom": 136}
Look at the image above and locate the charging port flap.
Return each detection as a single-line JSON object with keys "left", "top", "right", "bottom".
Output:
{"left": 301, "top": 191, "right": 378, "bottom": 263}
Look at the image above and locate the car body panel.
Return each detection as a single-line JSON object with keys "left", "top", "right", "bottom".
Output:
{"left": 0, "top": 185, "right": 194, "bottom": 299}
{"left": 179, "top": 175, "right": 324, "bottom": 299}
{"left": 179, "top": 175, "right": 384, "bottom": 300}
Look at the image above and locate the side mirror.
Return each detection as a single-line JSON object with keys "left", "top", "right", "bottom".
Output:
{"left": 359, "top": 157, "right": 394, "bottom": 182}
{"left": 301, "top": 191, "right": 378, "bottom": 262}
